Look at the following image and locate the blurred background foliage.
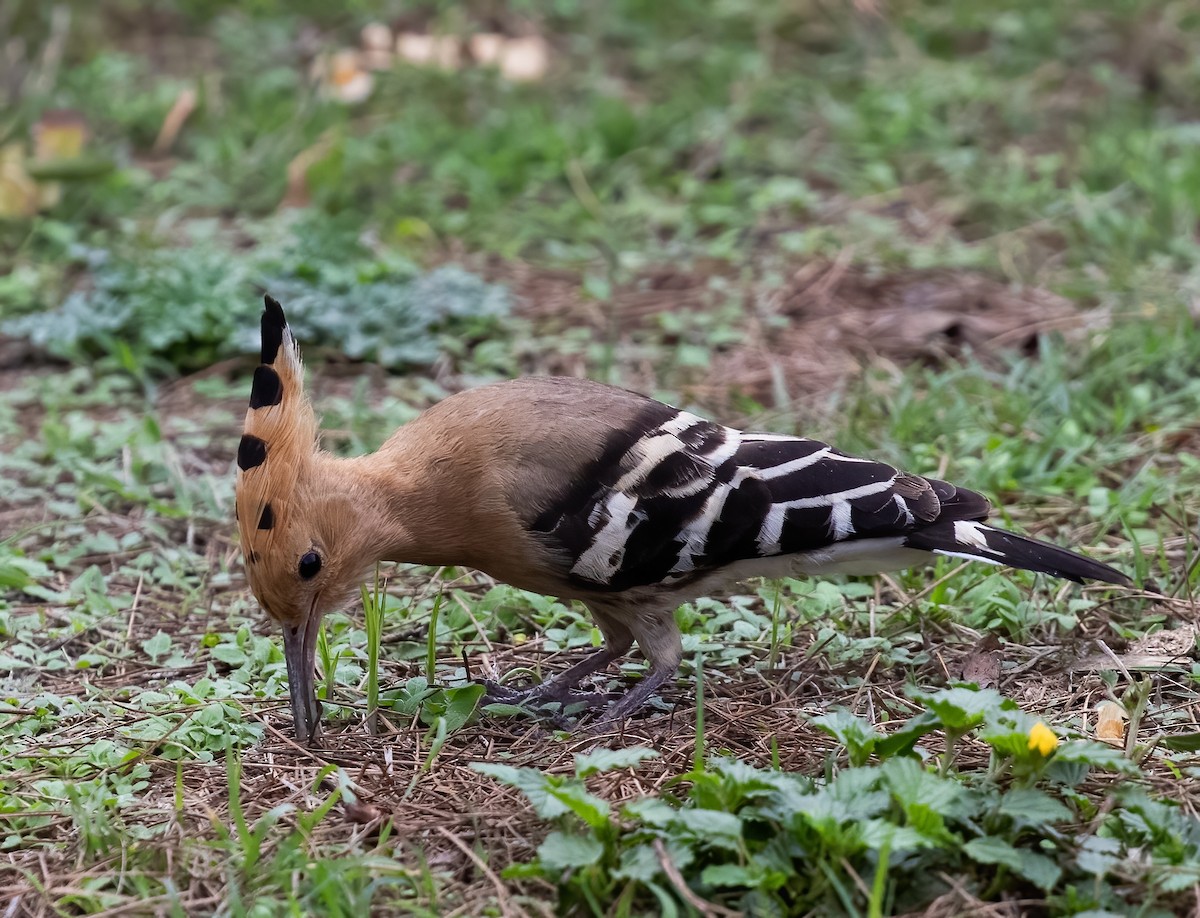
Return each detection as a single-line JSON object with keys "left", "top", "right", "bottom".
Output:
{"left": 2, "top": 0, "right": 1199, "bottom": 376}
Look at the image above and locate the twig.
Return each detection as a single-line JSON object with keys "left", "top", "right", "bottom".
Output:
{"left": 435, "top": 826, "right": 529, "bottom": 918}
{"left": 1096, "top": 639, "right": 1134, "bottom": 685}
{"left": 152, "top": 88, "right": 198, "bottom": 156}
{"left": 28, "top": 5, "right": 71, "bottom": 97}
{"left": 652, "top": 837, "right": 741, "bottom": 918}
{"left": 565, "top": 158, "right": 605, "bottom": 224}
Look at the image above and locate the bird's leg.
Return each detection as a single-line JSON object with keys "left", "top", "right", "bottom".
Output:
{"left": 591, "top": 609, "right": 684, "bottom": 728}
{"left": 480, "top": 645, "right": 623, "bottom": 703}
{"left": 481, "top": 614, "right": 633, "bottom": 709}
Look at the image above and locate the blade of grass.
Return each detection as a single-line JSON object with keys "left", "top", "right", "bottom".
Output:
{"left": 405, "top": 715, "right": 449, "bottom": 800}
{"left": 363, "top": 564, "right": 384, "bottom": 735}
{"left": 425, "top": 593, "right": 443, "bottom": 685}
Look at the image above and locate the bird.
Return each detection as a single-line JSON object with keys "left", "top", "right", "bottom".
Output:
{"left": 234, "top": 295, "right": 1133, "bottom": 743}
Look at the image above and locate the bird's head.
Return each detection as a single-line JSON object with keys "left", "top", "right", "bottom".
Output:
{"left": 235, "top": 296, "right": 374, "bottom": 743}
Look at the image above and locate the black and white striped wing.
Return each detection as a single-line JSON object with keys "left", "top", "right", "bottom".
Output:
{"left": 532, "top": 408, "right": 965, "bottom": 591}
{"left": 532, "top": 406, "right": 1130, "bottom": 591}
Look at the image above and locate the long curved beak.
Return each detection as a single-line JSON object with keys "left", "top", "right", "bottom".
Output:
{"left": 282, "top": 614, "right": 323, "bottom": 744}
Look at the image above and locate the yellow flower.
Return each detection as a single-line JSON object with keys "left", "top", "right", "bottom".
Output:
{"left": 1027, "top": 721, "right": 1058, "bottom": 756}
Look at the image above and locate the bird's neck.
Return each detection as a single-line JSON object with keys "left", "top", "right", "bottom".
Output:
{"left": 321, "top": 439, "right": 485, "bottom": 570}
{"left": 324, "top": 429, "right": 562, "bottom": 593}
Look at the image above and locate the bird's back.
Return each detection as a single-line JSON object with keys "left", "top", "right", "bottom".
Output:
{"left": 400, "top": 377, "right": 1051, "bottom": 595}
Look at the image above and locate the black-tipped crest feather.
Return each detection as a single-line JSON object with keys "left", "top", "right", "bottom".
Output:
{"left": 236, "top": 295, "right": 321, "bottom": 619}
{"left": 261, "top": 295, "right": 287, "bottom": 364}
{"left": 249, "top": 365, "right": 283, "bottom": 408}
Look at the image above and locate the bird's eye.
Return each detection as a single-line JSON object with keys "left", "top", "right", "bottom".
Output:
{"left": 298, "top": 551, "right": 322, "bottom": 579}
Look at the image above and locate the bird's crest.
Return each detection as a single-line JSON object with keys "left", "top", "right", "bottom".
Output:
{"left": 234, "top": 296, "right": 318, "bottom": 601}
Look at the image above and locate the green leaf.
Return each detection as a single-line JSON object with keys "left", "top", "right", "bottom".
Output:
{"left": 700, "top": 863, "right": 756, "bottom": 887}
{"left": 904, "top": 803, "right": 954, "bottom": 845}
{"left": 707, "top": 756, "right": 801, "bottom": 795}
{"left": 978, "top": 725, "right": 1032, "bottom": 758}
{"left": 963, "top": 836, "right": 1024, "bottom": 871}
{"left": 859, "top": 819, "right": 934, "bottom": 853}
{"left": 826, "top": 774, "right": 890, "bottom": 822}
{"left": 575, "top": 746, "right": 659, "bottom": 777}
{"left": 963, "top": 836, "right": 1062, "bottom": 891}
{"left": 480, "top": 702, "right": 531, "bottom": 717}
{"left": 1157, "top": 865, "right": 1200, "bottom": 893}
{"left": 1051, "top": 741, "right": 1139, "bottom": 775}
{"left": 384, "top": 677, "right": 437, "bottom": 716}
{"left": 879, "top": 759, "right": 966, "bottom": 845}
{"left": 1075, "top": 836, "right": 1123, "bottom": 876}
{"left": 470, "top": 764, "right": 569, "bottom": 820}
{"left": 810, "top": 709, "right": 880, "bottom": 766}
{"left": 674, "top": 809, "right": 743, "bottom": 846}
{"left": 875, "top": 710, "right": 941, "bottom": 758}
{"left": 210, "top": 644, "right": 248, "bottom": 666}
{"left": 1161, "top": 732, "right": 1200, "bottom": 753}
{"left": 440, "top": 684, "right": 485, "bottom": 733}
{"left": 978, "top": 709, "right": 1046, "bottom": 759}
{"left": 537, "top": 830, "right": 604, "bottom": 871}
{"left": 908, "top": 685, "right": 1014, "bottom": 732}
{"left": 624, "top": 798, "right": 679, "bottom": 827}
{"left": 546, "top": 783, "right": 611, "bottom": 830}
{"left": 1016, "top": 851, "right": 1064, "bottom": 892}
{"left": 141, "top": 631, "right": 171, "bottom": 663}
{"left": 0, "top": 561, "right": 32, "bottom": 590}
{"left": 613, "top": 844, "right": 661, "bottom": 883}
{"left": 997, "top": 788, "right": 1072, "bottom": 828}
{"left": 625, "top": 800, "right": 743, "bottom": 849}
{"left": 881, "top": 757, "right": 965, "bottom": 812}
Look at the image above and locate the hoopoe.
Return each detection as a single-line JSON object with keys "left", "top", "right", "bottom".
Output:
{"left": 235, "top": 296, "right": 1132, "bottom": 743}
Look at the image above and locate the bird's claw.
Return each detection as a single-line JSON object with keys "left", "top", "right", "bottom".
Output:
{"left": 478, "top": 678, "right": 528, "bottom": 704}
{"left": 475, "top": 677, "right": 620, "bottom": 728}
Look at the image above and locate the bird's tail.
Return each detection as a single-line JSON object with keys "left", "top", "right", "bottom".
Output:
{"left": 904, "top": 519, "right": 1132, "bottom": 586}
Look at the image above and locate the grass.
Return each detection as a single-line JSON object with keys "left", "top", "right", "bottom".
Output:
{"left": 2, "top": 0, "right": 1199, "bottom": 914}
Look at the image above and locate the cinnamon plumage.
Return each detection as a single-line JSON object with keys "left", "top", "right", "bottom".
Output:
{"left": 235, "top": 296, "right": 1132, "bottom": 743}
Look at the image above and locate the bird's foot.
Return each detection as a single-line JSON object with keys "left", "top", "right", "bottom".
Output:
{"left": 477, "top": 678, "right": 618, "bottom": 723}
{"left": 478, "top": 678, "right": 530, "bottom": 705}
